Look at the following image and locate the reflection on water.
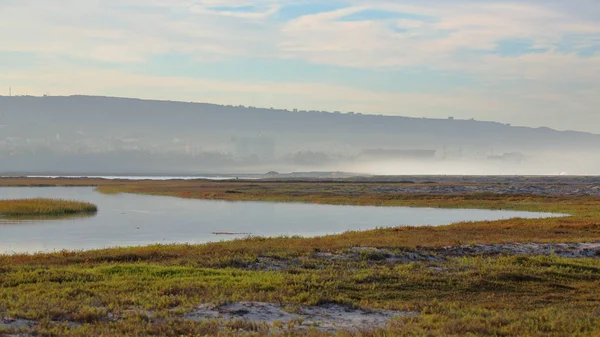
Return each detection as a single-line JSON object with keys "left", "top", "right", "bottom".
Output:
{"left": 0, "top": 212, "right": 97, "bottom": 223}
{"left": 0, "top": 187, "right": 565, "bottom": 254}
{"left": 22, "top": 175, "right": 257, "bottom": 181}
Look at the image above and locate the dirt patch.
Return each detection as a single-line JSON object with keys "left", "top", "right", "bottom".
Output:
{"left": 316, "top": 247, "right": 440, "bottom": 263}
{"left": 243, "top": 243, "right": 600, "bottom": 271}
{"left": 439, "top": 242, "right": 600, "bottom": 258}
{"left": 0, "top": 317, "right": 36, "bottom": 336}
{"left": 0, "top": 318, "right": 36, "bottom": 330}
{"left": 246, "top": 257, "right": 302, "bottom": 271}
{"left": 316, "top": 242, "right": 600, "bottom": 264}
{"left": 185, "top": 302, "right": 414, "bottom": 332}
{"left": 0, "top": 312, "right": 135, "bottom": 334}
{"left": 1, "top": 304, "right": 412, "bottom": 334}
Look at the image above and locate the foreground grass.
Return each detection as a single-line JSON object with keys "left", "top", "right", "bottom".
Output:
{"left": 1, "top": 253, "right": 599, "bottom": 336}
{"left": 1, "top": 178, "right": 600, "bottom": 336}
{"left": 0, "top": 198, "right": 97, "bottom": 217}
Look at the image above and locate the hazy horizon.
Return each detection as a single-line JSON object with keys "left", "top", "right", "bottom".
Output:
{"left": 2, "top": 94, "right": 600, "bottom": 176}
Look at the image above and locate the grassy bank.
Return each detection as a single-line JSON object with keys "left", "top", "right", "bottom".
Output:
{"left": 1, "top": 178, "right": 600, "bottom": 336}
{"left": 0, "top": 198, "right": 97, "bottom": 217}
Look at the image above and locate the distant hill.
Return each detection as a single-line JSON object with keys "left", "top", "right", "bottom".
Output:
{"left": 0, "top": 95, "right": 597, "bottom": 174}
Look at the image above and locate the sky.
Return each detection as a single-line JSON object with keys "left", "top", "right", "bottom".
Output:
{"left": 1, "top": 0, "right": 599, "bottom": 133}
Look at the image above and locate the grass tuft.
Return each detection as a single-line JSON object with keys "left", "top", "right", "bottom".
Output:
{"left": 0, "top": 198, "right": 97, "bottom": 217}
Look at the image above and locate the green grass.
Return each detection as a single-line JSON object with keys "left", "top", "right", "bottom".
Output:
{"left": 0, "top": 198, "right": 97, "bottom": 217}
{"left": 1, "top": 255, "right": 599, "bottom": 336}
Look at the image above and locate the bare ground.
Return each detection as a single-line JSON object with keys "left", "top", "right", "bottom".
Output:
{"left": 185, "top": 302, "right": 414, "bottom": 333}
{"left": 1, "top": 303, "right": 413, "bottom": 335}
{"left": 246, "top": 242, "right": 600, "bottom": 271}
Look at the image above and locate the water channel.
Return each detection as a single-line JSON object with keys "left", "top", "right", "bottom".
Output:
{"left": 0, "top": 187, "right": 564, "bottom": 254}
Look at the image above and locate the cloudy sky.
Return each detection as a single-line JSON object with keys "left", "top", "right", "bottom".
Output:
{"left": 1, "top": 0, "right": 599, "bottom": 132}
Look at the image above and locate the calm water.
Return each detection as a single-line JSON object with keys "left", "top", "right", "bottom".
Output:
{"left": 0, "top": 187, "right": 563, "bottom": 254}
{"left": 18, "top": 175, "right": 258, "bottom": 181}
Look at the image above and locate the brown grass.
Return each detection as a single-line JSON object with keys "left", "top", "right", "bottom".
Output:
{"left": 0, "top": 198, "right": 97, "bottom": 217}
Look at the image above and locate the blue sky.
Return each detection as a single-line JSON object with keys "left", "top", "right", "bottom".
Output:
{"left": 1, "top": 0, "right": 600, "bottom": 132}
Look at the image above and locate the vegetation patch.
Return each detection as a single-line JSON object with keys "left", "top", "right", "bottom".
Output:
{"left": 1, "top": 256, "right": 600, "bottom": 336}
{"left": 1, "top": 178, "right": 600, "bottom": 335}
{"left": 0, "top": 198, "right": 97, "bottom": 217}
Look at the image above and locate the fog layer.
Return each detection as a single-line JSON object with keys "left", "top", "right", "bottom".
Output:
{"left": 1, "top": 95, "right": 598, "bottom": 176}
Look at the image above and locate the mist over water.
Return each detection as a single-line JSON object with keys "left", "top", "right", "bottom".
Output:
{"left": 344, "top": 155, "right": 598, "bottom": 176}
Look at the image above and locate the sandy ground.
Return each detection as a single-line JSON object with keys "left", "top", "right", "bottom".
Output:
{"left": 0, "top": 318, "right": 36, "bottom": 337}
{"left": 0, "top": 318, "right": 35, "bottom": 330}
{"left": 185, "top": 302, "right": 414, "bottom": 333}
{"left": 346, "top": 242, "right": 600, "bottom": 261}
{"left": 1, "top": 303, "right": 413, "bottom": 335}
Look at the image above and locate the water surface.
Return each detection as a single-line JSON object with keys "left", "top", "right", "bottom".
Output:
{"left": 0, "top": 187, "right": 563, "bottom": 254}
{"left": 15, "top": 175, "right": 258, "bottom": 181}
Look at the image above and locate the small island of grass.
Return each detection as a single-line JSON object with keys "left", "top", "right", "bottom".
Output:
{"left": 0, "top": 198, "right": 97, "bottom": 217}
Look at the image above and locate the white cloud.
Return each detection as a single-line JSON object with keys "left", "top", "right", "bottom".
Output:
{"left": 2, "top": 0, "right": 597, "bottom": 70}
{"left": 3, "top": 60, "right": 598, "bottom": 132}
{"left": 0, "top": 0, "right": 599, "bottom": 132}
{"left": 279, "top": 1, "right": 600, "bottom": 67}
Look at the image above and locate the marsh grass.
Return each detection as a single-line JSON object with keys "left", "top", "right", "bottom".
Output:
{"left": 1, "top": 255, "right": 599, "bottom": 336}
{"left": 0, "top": 198, "right": 97, "bottom": 217}
{"left": 2, "top": 178, "right": 600, "bottom": 335}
